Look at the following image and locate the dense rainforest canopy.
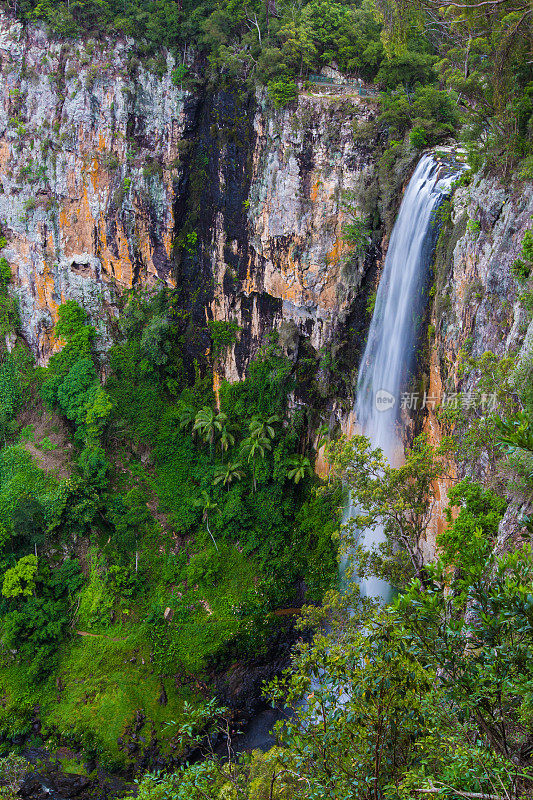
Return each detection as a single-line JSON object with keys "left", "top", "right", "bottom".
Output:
{"left": 4, "top": 0, "right": 532, "bottom": 174}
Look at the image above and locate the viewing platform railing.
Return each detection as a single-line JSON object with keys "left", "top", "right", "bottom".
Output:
{"left": 307, "top": 75, "right": 378, "bottom": 97}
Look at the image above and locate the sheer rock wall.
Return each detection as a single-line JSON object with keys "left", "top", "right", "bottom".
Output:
{"left": 0, "top": 12, "right": 380, "bottom": 374}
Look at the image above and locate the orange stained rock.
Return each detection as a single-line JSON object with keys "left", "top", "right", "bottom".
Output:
{"left": 325, "top": 236, "right": 344, "bottom": 267}
{"left": 89, "top": 155, "right": 105, "bottom": 194}
{"left": 318, "top": 281, "right": 337, "bottom": 311}
{"left": 36, "top": 259, "right": 62, "bottom": 354}
{"left": 213, "top": 368, "right": 221, "bottom": 411}
{"left": 310, "top": 178, "right": 321, "bottom": 204}
{"left": 423, "top": 343, "right": 458, "bottom": 554}
{"left": 342, "top": 409, "right": 358, "bottom": 439}
{"left": 45, "top": 230, "right": 55, "bottom": 260}
{"left": 161, "top": 178, "right": 175, "bottom": 263}
{"left": 266, "top": 269, "right": 299, "bottom": 303}
{"left": 314, "top": 443, "right": 330, "bottom": 478}
{"left": 97, "top": 215, "right": 134, "bottom": 287}
{"left": 243, "top": 258, "right": 254, "bottom": 295}
{"left": 0, "top": 140, "right": 10, "bottom": 171}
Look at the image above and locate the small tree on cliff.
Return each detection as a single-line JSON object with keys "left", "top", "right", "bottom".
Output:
{"left": 328, "top": 433, "right": 445, "bottom": 588}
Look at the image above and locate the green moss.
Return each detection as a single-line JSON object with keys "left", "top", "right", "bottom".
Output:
{"left": 41, "top": 630, "right": 195, "bottom": 766}
{"left": 57, "top": 757, "right": 88, "bottom": 776}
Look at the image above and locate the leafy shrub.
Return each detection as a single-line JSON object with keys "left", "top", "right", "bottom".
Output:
{"left": 208, "top": 319, "right": 241, "bottom": 357}
{"left": 437, "top": 478, "right": 507, "bottom": 568}
{"left": 55, "top": 301, "right": 88, "bottom": 341}
{"left": 0, "top": 258, "right": 10, "bottom": 289}
{"left": 512, "top": 229, "right": 533, "bottom": 280}
{"left": 267, "top": 79, "right": 298, "bottom": 109}
{"left": 409, "top": 125, "right": 428, "bottom": 149}
{"left": 171, "top": 65, "right": 188, "bottom": 85}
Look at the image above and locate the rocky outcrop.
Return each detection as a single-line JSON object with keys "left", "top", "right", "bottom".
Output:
{"left": 435, "top": 176, "right": 532, "bottom": 383}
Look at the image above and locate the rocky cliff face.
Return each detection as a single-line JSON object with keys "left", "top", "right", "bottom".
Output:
{"left": 3, "top": 13, "right": 528, "bottom": 538}
{"left": 423, "top": 174, "right": 533, "bottom": 555}
{"left": 219, "top": 92, "right": 379, "bottom": 378}
{"left": 0, "top": 11, "right": 381, "bottom": 374}
{"left": 0, "top": 13, "right": 188, "bottom": 360}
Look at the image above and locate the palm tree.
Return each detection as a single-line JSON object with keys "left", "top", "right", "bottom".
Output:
{"left": 193, "top": 407, "right": 216, "bottom": 443}
{"left": 241, "top": 433, "right": 272, "bottom": 491}
{"left": 213, "top": 461, "right": 245, "bottom": 490}
{"left": 193, "top": 408, "right": 228, "bottom": 458}
{"left": 178, "top": 405, "right": 195, "bottom": 431}
{"left": 249, "top": 414, "right": 279, "bottom": 441}
{"left": 193, "top": 490, "right": 219, "bottom": 550}
{"left": 287, "top": 454, "right": 312, "bottom": 484}
{"left": 218, "top": 423, "right": 235, "bottom": 459}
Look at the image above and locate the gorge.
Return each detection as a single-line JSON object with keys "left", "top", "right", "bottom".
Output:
{"left": 0, "top": 1, "right": 528, "bottom": 798}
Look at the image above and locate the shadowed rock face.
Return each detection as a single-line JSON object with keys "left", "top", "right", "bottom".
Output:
{"left": 0, "top": 11, "right": 382, "bottom": 373}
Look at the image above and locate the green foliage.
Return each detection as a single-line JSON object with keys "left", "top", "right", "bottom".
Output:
{"left": 329, "top": 432, "right": 443, "bottom": 587}
{"left": 286, "top": 454, "right": 311, "bottom": 484}
{"left": 2, "top": 554, "right": 38, "bottom": 598}
{"left": 0, "top": 258, "right": 10, "bottom": 290}
{"left": 512, "top": 229, "right": 533, "bottom": 280}
{"left": 365, "top": 290, "right": 377, "bottom": 316}
{"left": 147, "top": 543, "right": 269, "bottom": 675}
{"left": 171, "top": 64, "right": 189, "bottom": 85}
{"left": 0, "top": 265, "right": 19, "bottom": 338}
{"left": 208, "top": 319, "right": 241, "bottom": 358}
{"left": 267, "top": 79, "right": 298, "bottom": 109}
{"left": 0, "top": 446, "right": 55, "bottom": 548}
{"left": 213, "top": 460, "right": 245, "bottom": 488}
{"left": 0, "top": 286, "right": 339, "bottom": 762}
{"left": 340, "top": 197, "right": 371, "bottom": 257}
{"left": 56, "top": 357, "right": 98, "bottom": 426}
{"left": 41, "top": 302, "right": 96, "bottom": 418}
{"left": 0, "top": 355, "right": 22, "bottom": 438}
{"left": 0, "top": 753, "right": 32, "bottom": 799}
{"left": 437, "top": 478, "right": 507, "bottom": 568}
{"left": 409, "top": 124, "right": 427, "bottom": 148}
{"left": 84, "top": 385, "right": 113, "bottom": 443}
{"left": 12, "top": 496, "right": 46, "bottom": 551}
{"left": 378, "top": 84, "right": 459, "bottom": 147}
{"left": 219, "top": 335, "right": 293, "bottom": 422}
{"left": 55, "top": 300, "right": 88, "bottom": 341}
{"left": 193, "top": 407, "right": 228, "bottom": 446}
{"left": 378, "top": 0, "right": 532, "bottom": 173}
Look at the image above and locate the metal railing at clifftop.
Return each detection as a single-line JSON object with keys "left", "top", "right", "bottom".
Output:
{"left": 307, "top": 76, "right": 378, "bottom": 97}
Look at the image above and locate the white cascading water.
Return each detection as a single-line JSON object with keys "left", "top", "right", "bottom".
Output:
{"left": 345, "top": 154, "right": 458, "bottom": 600}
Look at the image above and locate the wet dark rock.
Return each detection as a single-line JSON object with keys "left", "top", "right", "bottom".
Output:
{"left": 19, "top": 775, "right": 44, "bottom": 798}
{"left": 50, "top": 774, "right": 91, "bottom": 797}
{"left": 19, "top": 770, "right": 92, "bottom": 800}
{"left": 214, "top": 622, "right": 297, "bottom": 725}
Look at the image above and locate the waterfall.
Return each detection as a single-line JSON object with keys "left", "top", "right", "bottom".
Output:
{"left": 345, "top": 154, "right": 458, "bottom": 600}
